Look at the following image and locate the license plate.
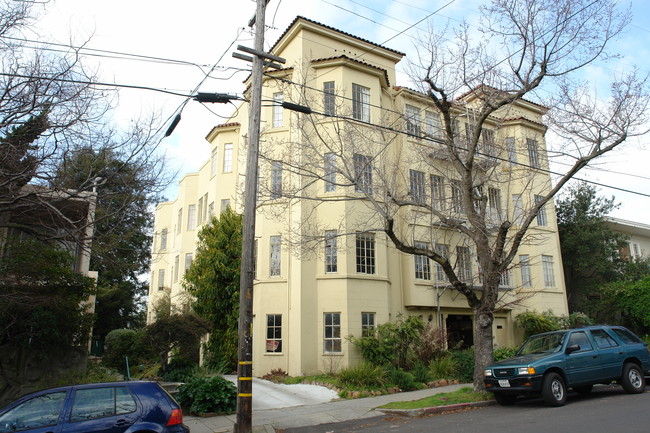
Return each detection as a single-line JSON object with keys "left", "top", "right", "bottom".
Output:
{"left": 498, "top": 380, "right": 510, "bottom": 388}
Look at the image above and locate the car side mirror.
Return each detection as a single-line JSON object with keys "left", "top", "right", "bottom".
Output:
{"left": 565, "top": 343, "right": 580, "bottom": 354}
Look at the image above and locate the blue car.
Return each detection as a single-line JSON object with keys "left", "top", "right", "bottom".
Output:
{"left": 484, "top": 325, "right": 650, "bottom": 406}
{"left": 0, "top": 381, "right": 189, "bottom": 432}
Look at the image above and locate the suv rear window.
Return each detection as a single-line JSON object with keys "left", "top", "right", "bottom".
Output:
{"left": 590, "top": 329, "right": 619, "bottom": 348}
{"left": 610, "top": 327, "right": 642, "bottom": 344}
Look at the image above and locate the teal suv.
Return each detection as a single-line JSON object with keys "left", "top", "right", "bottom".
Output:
{"left": 484, "top": 325, "right": 650, "bottom": 406}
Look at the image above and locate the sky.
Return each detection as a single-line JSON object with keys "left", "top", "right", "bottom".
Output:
{"left": 27, "top": 0, "right": 650, "bottom": 223}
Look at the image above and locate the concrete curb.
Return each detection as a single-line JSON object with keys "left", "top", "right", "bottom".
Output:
{"left": 377, "top": 399, "right": 496, "bottom": 417}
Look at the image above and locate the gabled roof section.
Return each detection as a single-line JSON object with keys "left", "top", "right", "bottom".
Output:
{"left": 312, "top": 55, "right": 391, "bottom": 87}
{"left": 270, "top": 16, "right": 405, "bottom": 63}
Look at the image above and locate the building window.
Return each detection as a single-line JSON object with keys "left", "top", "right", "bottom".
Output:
{"left": 512, "top": 194, "right": 523, "bottom": 222}
{"left": 325, "top": 230, "right": 338, "bottom": 273}
{"left": 221, "top": 199, "right": 230, "bottom": 213}
{"left": 353, "top": 153, "right": 372, "bottom": 194}
{"left": 352, "top": 83, "right": 370, "bottom": 122}
{"left": 223, "top": 143, "right": 233, "bottom": 173}
{"left": 160, "top": 228, "right": 168, "bottom": 251}
{"left": 542, "top": 255, "right": 555, "bottom": 287}
{"left": 266, "top": 314, "right": 282, "bottom": 353}
{"left": 184, "top": 253, "right": 193, "bottom": 273}
{"left": 488, "top": 187, "right": 501, "bottom": 217}
{"left": 527, "top": 138, "right": 540, "bottom": 169}
{"left": 271, "top": 161, "right": 283, "bottom": 199}
{"left": 197, "top": 197, "right": 203, "bottom": 224}
{"left": 270, "top": 235, "right": 281, "bottom": 277}
{"left": 535, "top": 195, "right": 547, "bottom": 226}
{"left": 409, "top": 170, "right": 426, "bottom": 204}
{"left": 211, "top": 147, "right": 218, "bottom": 177}
{"left": 187, "top": 205, "right": 196, "bottom": 230}
{"left": 273, "top": 92, "right": 283, "bottom": 127}
{"left": 520, "top": 254, "right": 532, "bottom": 288}
{"left": 499, "top": 270, "right": 512, "bottom": 287}
{"left": 324, "top": 312, "right": 341, "bottom": 353}
{"left": 481, "top": 129, "right": 495, "bottom": 156}
{"left": 506, "top": 137, "right": 517, "bottom": 165}
{"left": 173, "top": 255, "right": 179, "bottom": 282}
{"left": 405, "top": 104, "right": 421, "bottom": 137}
{"left": 414, "top": 241, "right": 431, "bottom": 280}
{"left": 631, "top": 242, "right": 641, "bottom": 260}
{"left": 451, "top": 180, "right": 463, "bottom": 213}
{"left": 324, "top": 152, "right": 337, "bottom": 192}
{"left": 425, "top": 111, "right": 442, "bottom": 138}
{"left": 158, "top": 269, "right": 165, "bottom": 291}
{"left": 176, "top": 208, "right": 182, "bottom": 234}
{"left": 456, "top": 246, "right": 472, "bottom": 283}
{"left": 356, "top": 232, "right": 376, "bottom": 274}
{"left": 431, "top": 175, "right": 445, "bottom": 210}
{"left": 208, "top": 202, "right": 215, "bottom": 218}
{"left": 323, "top": 81, "right": 335, "bottom": 116}
{"left": 435, "top": 243, "right": 449, "bottom": 282}
{"left": 202, "top": 193, "right": 208, "bottom": 221}
{"left": 361, "top": 312, "right": 375, "bottom": 337}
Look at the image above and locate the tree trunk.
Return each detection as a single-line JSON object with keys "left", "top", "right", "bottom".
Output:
{"left": 472, "top": 305, "right": 494, "bottom": 392}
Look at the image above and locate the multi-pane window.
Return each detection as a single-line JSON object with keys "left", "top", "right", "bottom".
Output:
{"left": 353, "top": 153, "right": 372, "bottom": 194}
{"left": 352, "top": 83, "right": 370, "bottom": 122}
{"left": 160, "top": 228, "right": 168, "bottom": 250}
{"left": 519, "top": 255, "right": 532, "bottom": 288}
{"left": 361, "top": 312, "right": 375, "bottom": 337}
{"left": 456, "top": 246, "right": 472, "bottom": 283}
{"left": 488, "top": 187, "right": 501, "bottom": 217}
{"left": 506, "top": 137, "right": 517, "bottom": 165}
{"left": 221, "top": 199, "right": 230, "bottom": 213}
{"left": 542, "top": 255, "right": 555, "bottom": 287}
{"left": 414, "top": 241, "right": 431, "bottom": 280}
{"left": 173, "top": 255, "right": 179, "bottom": 282}
{"left": 325, "top": 230, "right": 338, "bottom": 273}
{"left": 270, "top": 235, "right": 282, "bottom": 277}
{"left": 223, "top": 143, "right": 233, "bottom": 173}
{"left": 431, "top": 175, "right": 445, "bottom": 210}
{"left": 535, "top": 195, "right": 547, "bottom": 226}
{"left": 273, "top": 92, "right": 284, "bottom": 127}
{"left": 451, "top": 180, "right": 463, "bottom": 213}
{"left": 324, "top": 312, "right": 341, "bottom": 353}
{"left": 158, "top": 269, "right": 165, "bottom": 290}
{"left": 324, "top": 153, "right": 337, "bottom": 192}
{"left": 184, "top": 253, "right": 193, "bottom": 273}
{"left": 405, "top": 104, "right": 421, "bottom": 137}
{"left": 481, "top": 129, "right": 495, "bottom": 156}
{"left": 527, "top": 138, "right": 540, "bottom": 169}
{"left": 271, "top": 161, "right": 283, "bottom": 199}
{"left": 177, "top": 208, "right": 182, "bottom": 234}
{"left": 409, "top": 170, "right": 426, "bottom": 204}
{"left": 323, "top": 81, "right": 335, "bottom": 116}
{"left": 208, "top": 202, "right": 215, "bottom": 217}
{"left": 356, "top": 232, "right": 376, "bottom": 274}
{"left": 266, "top": 314, "right": 282, "bottom": 353}
{"left": 425, "top": 111, "right": 442, "bottom": 138}
{"left": 435, "top": 243, "right": 450, "bottom": 282}
{"left": 512, "top": 194, "right": 523, "bottom": 222}
{"left": 211, "top": 147, "right": 218, "bottom": 177}
{"left": 187, "top": 204, "right": 196, "bottom": 230}
{"left": 499, "top": 269, "right": 512, "bottom": 287}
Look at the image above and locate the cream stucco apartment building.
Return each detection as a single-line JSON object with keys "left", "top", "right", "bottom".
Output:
{"left": 147, "top": 16, "right": 569, "bottom": 377}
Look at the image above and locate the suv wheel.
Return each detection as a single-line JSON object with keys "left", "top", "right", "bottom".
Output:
{"left": 542, "top": 372, "right": 566, "bottom": 406}
{"left": 621, "top": 362, "right": 645, "bottom": 394}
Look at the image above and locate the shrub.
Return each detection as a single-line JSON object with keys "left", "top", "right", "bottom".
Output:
{"left": 559, "top": 312, "right": 594, "bottom": 329}
{"left": 493, "top": 346, "right": 518, "bottom": 362}
{"left": 162, "top": 357, "right": 199, "bottom": 382}
{"left": 411, "top": 362, "right": 432, "bottom": 384}
{"left": 387, "top": 368, "right": 418, "bottom": 391}
{"left": 102, "top": 329, "right": 150, "bottom": 372}
{"left": 515, "top": 311, "right": 561, "bottom": 339}
{"left": 414, "top": 323, "right": 448, "bottom": 364}
{"left": 176, "top": 376, "right": 237, "bottom": 415}
{"left": 336, "top": 362, "right": 386, "bottom": 389}
{"left": 428, "top": 354, "right": 457, "bottom": 380}
{"left": 449, "top": 350, "right": 474, "bottom": 383}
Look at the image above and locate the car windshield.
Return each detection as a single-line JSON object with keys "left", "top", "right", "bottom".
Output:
{"left": 517, "top": 332, "right": 567, "bottom": 355}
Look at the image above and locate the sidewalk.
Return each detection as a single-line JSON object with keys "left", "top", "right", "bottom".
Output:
{"left": 184, "top": 382, "right": 468, "bottom": 433}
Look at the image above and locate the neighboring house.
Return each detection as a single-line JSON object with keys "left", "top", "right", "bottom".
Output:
{"left": 147, "top": 16, "right": 569, "bottom": 377}
{"left": 605, "top": 216, "right": 650, "bottom": 261}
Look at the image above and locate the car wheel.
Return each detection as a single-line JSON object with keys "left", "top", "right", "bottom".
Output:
{"left": 542, "top": 372, "right": 567, "bottom": 407}
{"left": 621, "top": 363, "right": 645, "bottom": 394}
{"left": 574, "top": 384, "right": 593, "bottom": 395}
{"left": 494, "top": 393, "right": 517, "bottom": 406}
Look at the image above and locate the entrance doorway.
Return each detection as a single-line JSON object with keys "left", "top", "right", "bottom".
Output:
{"left": 446, "top": 315, "right": 473, "bottom": 349}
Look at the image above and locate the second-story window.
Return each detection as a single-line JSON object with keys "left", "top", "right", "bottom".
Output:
{"left": 323, "top": 81, "right": 335, "bottom": 116}
{"left": 270, "top": 235, "right": 281, "bottom": 277}
{"left": 535, "top": 195, "right": 547, "bottom": 226}
{"left": 273, "top": 93, "right": 283, "bottom": 127}
{"left": 356, "top": 232, "right": 376, "bottom": 274}
{"left": 353, "top": 153, "right": 372, "bottom": 194}
{"left": 223, "top": 143, "right": 233, "bottom": 173}
{"left": 187, "top": 205, "right": 196, "bottom": 230}
{"left": 324, "top": 153, "right": 337, "bottom": 192}
{"left": 271, "top": 161, "right": 283, "bottom": 199}
{"left": 325, "top": 230, "right": 338, "bottom": 273}
{"left": 527, "top": 138, "right": 540, "bottom": 169}
{"left": 405, "top": 105, "right": 421, "bottom": 137}
{"left": 410, "top": 170, "right": 426, "bottom": 204}
{"left": 160, "top": 228, "right": 168, "bottom": 250}
{"left": 414, "top": 241, "right": 431, "bottom": 280}
{"left": 352, "top": 83, "right": 370, "bottom": 122}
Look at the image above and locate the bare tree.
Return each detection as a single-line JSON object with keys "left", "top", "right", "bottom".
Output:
{"left": 258, "top": 0, "right": 650, "bottom": 390}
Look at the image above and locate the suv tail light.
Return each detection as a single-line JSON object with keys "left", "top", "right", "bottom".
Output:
{"left": 167, "top": 408, "right": 183, "bottom": 426}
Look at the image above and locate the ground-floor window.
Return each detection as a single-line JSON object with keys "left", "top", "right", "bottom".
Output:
{"left": 324, "top": 312, "right": 341, "bottom": 353}
{"left": 361, "top": 312, "right": 375, "bottom": 336}
{"left": 266, "top": 314, "right": 282, "bottom": 353}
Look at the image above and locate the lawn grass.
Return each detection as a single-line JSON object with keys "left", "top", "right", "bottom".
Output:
{"left": 378, "top": 387, "right": 492, "bottom": 409}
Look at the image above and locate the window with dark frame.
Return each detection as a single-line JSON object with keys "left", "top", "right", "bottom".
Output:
{"left": 352, "top": 83, "right": 370, "bottom": 122}
{"left": 414, "top": 241, "right": 431, "bottom": 280}
{"left": 266, "top": 314, "right": 282, "bottom": 353}
{"left": 324, "top": 312, "right": 341, "bottom": 353}
{"left": 323, "top": 81, "right": 335, "bottom": 116}
{"left": 325, "top": 230, "right": 338, "bottom": 273}
{"left": 361, "top": 312, "right": 375, "bottom": 337}
{"left": 356, "top": 232, "right": 376, "bottom": 274}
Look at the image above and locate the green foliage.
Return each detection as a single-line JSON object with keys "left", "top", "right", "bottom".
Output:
{"left": 515, "top": 311, "right": 562, "bottom": 339}
{"left": 349, "top": 315, "right": 424, "bottom": 369}
{"left": 162, "top": 357, "right": 200, "bottom": 382}
{"left": 102, "top": 328, "right": 151, "bottom": 372}
{"left": 387, "top": 368, "right": 419, "bottom": 391}
{"left": 44, "top": 361, "right": 121, "bottom": 389}
{"left": 411, "top": 362, "right": 432, "bottom": 384}
{"left": 413, "top": 323, "right": 448, "bottom": 364}
{"left": 176, "top": 376, "right": 237, "bottom": 415}
{"left": 183, "top": 208, "right": 242, "bottom": 371}
{"left": 428, "top": 354, "right": 458, "bottom": 380}
{"left": 493, "top": 347, "right": 518, "bottom": 361}
{"left": 449, "top": 350, "right": 474, "bottom": 383}
{"left": 598, "top": 276, "right": 650, "bottom": 334}
{"left": 0, "top": 238, "right": 96, "bottom": 351}
{"left": 559, "top": 312, "right": 594, "bottom": 329}
{"left": 336, "top": 363, "right": 386, "bottom": 389}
